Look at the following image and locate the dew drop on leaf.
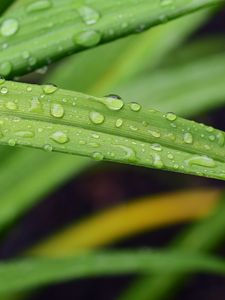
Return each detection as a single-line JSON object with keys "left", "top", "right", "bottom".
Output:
{"left": 0, "top": 87, "right": 8, "bottom": 94}
{"left": 26, "top": 0, "right": 52, "bottom": 13}
{"left": 50, "top": 103, "right": 64, "bottom": 118}
{"left": 43, "top": 144, "right": 53, "bottom": 152}
{"left": 43, "top": 84, "right": 58, "bottom": 94}
{"left": 153, "top": 154, "right": 164, "bottom": 168}
{"left": 75, "top": 30, "right": 101, "bottom": 47}
{"left": 50, "top": 131, "right": 69, "bottom": 144}
{"left": 183, "top": 132, "right": 193, "bottom": 144}
{"left": 102, "top": 95, "right": 124, "bottom": 111}
{"left": 0, "top": 18, "right": 19, "bottom": 37}
{"left": 89, "top": 111, "right": 105, "bottom": 124}
{"left": 165, "top": 112, "right": 177, "bottom": 121}
{"left": 115, "top": 118, "right": 123, "bottom": 128}
{"left": 78, "top": 6, "right": 100, "bottom": 25}
{"left": 186, "top": 155, "right": 216, "bottom": 168}
{"left": 129, "top": 102, "right": 141, "bottom": 112}
{"left": 92, "top": 152, "right": 104, "bottom": 161}
{"left": 15, "top": 131, "right": 34, "bottom": 138}
{"left": 6, "top": 101, "right": 17, "bottom": 110}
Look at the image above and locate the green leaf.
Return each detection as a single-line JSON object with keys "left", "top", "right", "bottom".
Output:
{"left": 0, "top": 80, "right": 225, "bottom": 181}
{"left": 0, "top": 0, "right": 14, "bottom": 15}
{"left": 1, "top": 250, "right": 225, "bottom": 295}
{"left": 0, "top": 0, "right": 222, "bottom": 77}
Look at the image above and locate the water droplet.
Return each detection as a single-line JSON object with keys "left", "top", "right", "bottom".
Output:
{"left": 0, "top": 61, "right": 12, "bottom": 76}
{"left": 129, "top": 102, "right": 141, "bottom": 112}
{"left": 151, "top": 144, "right": 162, "bottom": 152}
{"left": 0, "top": 87, "right": 8, "bottom": 94}
{"left": 102, "top": 95, "right": 124, "bottom": 111}
{"left": 217, "top": 132, "right": 225, "bottom": 147}
{"left": 115, "top": 145, "right": 136, "bottom": 162}
{"left": 8, "top": 139, "right": 16, "bottom": 146}
{"left": 75, "top": 30, "right": 101, "bottom": 47}
{"left": 183, "top": 132, "right": 193, "bottom": 144}
{"left": 43, "top": 84, "right": 58, "bottom": 94}
{"left": 0, "top": 76, "right": 5, "bottom": 85}
{"left": 44, "top": 144, "right": 53, "bottom": 152}
{"left": 115, "top": 118, "right": 123, "bottom": 128}
{"left": 6, "top": 101, "right": 17, "bottom": 110}
{"left": 153, "top": 154, "right": 164, "bottom": 168}
{"left": 50, "top": 131, "right": 69, "bottom": 144}
{"left": 209, "top": 135, "right": 215, "bottom": 142}
{"left": 78, "top": 6, "right": 100, "bottom": 25}
{"left": 167, "top": 153, "right": 174, "bottom": 160}
{"left": 206, "top": 126, "right": 214, "bottom": 133}
{"left": 89, "top": 111, "right": 105, "bottom": 124}
{"left": 92, "top": 133, "right": 99, "bottom": 139}
{"left": 148, "top": 130, "right": 161, "bottom": 138}
{"left": 26, "top": 0, "right": 52, "bottom": 13}
{"left": 165, "top": 112, "right": 177, "bottom": 121}
{"left": 92, "top": 151, "right": 104, "bottom": 161}
{"left": 50, "top": 103, "right": 64, "bottom": 118}
{"left": 1, "top": 18, "right": 19, "bottom": 37}
{"left": 186, "top": 155, "right": 216, "bottom": 168}
{"left": 30, "top": 98, "right": 42, "bottom": 112}
{"left": 15, "top": 130, "right": 34, "bottom": 138}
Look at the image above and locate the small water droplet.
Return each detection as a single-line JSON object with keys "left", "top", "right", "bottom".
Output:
{"left": 186, "top": 155, "right": 216, "bottom": 168}
{"left": 183, "top": 132, "right": 193, "bottom": 144}
{"left": 43, "top": 84, "right": 58, "bottom": 94}
{"left": 26, "top": 0, "right": 52, "bottom": 12}
{"left": 129, "top": 102, "right": 141, "bottom": 112}
{"left": 74, "top": 30, "right": 101, "bottom": 47}
{"left": 6, "top": 101, "right": 17, "bottom": 110}
{"left": 153, "top": 154, "right": 164, "bottom": 168}
{"left": 151, "top": 144, "right": 162, "bottom": 152}
{"left": 115, "top": 145, "right": 136, "bottom": 162}
{"left": 44, "top": 144, "right": 53, "bottom": 152}
{"left": 15, "top": 130, "right": 34, "bottom": 138}
{"left": 50, "top": 131, "right": 69, "bottom": 144}
{"left": 165, "top": 112, "right": 177, "bottom": 121}
{"left": 148, "top": 130, "right": 161, "bottom": 138}
{"left": 1, "top": 18, "right": 19, "bottom": 37}
{"left": 78, "top": 6, "right": 100, "bottom": 25}
{"left": 50, "top": 103, "right": 64, "bottom": 118}
{"left": 0, "top": 87, "right": 8, "bottom": 94}
{"left": 8, "top": 138, "right": 16, "bottom": 146}
{"left": 89, "top": 111, "right": 105, "bottom": 124}
{"left": 30, "top": 97, "right": 42, "bottom": 112}
{"left": 92, "top": 152, "right": 104, "bottom": 161}
{"left": 115, "top": 118, "right": 123, "bottom": 128}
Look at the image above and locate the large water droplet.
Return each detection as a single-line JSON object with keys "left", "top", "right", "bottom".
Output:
{"left": 186, "top": 155, "right": 216, "bottom": 168}
{"left": 26, "top": 0, "right": 52, "bottom": 13}
{"left": 50, "top": 103, "right": 64, "bottom": 118}
{"left": 89, "top": 111, "right": 105, "bottom": 124}
{"left": 50, "top": 131, "right": 69, "bottom": 144}
{"left": 78, "top": 6, "right": 100, "bottom": 25}
{"left": 102, "top": 95, "right": 124, "bottom": 111}
{"left": 183, "top": 132, "right": 193, "bottom": 144}
{"left": 75, "top": 30, "right": 101, "bottom": 47}
{"left": 148, "top": 130, "right": 161, "bottom": 138}
{"left": 1, "top": 18, "right": 19, "bottom": 37}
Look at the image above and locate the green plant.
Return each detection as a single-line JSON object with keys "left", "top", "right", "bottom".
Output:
{"left": 1, "top": 1, "right": 225, "bottom": 300}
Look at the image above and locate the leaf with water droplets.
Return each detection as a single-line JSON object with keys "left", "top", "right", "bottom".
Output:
{"left": 0, "top": 0, "right": 222, "bottom": 78}
{"left": 1, "top": 80, "right": 225, "bottom": 181}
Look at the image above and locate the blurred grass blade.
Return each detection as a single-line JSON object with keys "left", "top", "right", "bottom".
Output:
{"left": 29, "top": 189, "right": 220, "bottom": 257}
{"left": 1, "top": 250, "right": 225, "bottom": 295}
{"left": 0, "top": 11, "right": 210, "bottom": 232}
{"left": 119, "top": 193, "right": 225, "bottom": 300}
{"left": 0, "top": 0, "right": 222, "bottom": 78}
{"left": 1, "top": 81, "right": 225, "bottom": 180}
{"left": 0, "top": 0, "right": 14, "bottom": 15}
{"left": 117, "top": 43, "right": 225, "bottom": 116}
